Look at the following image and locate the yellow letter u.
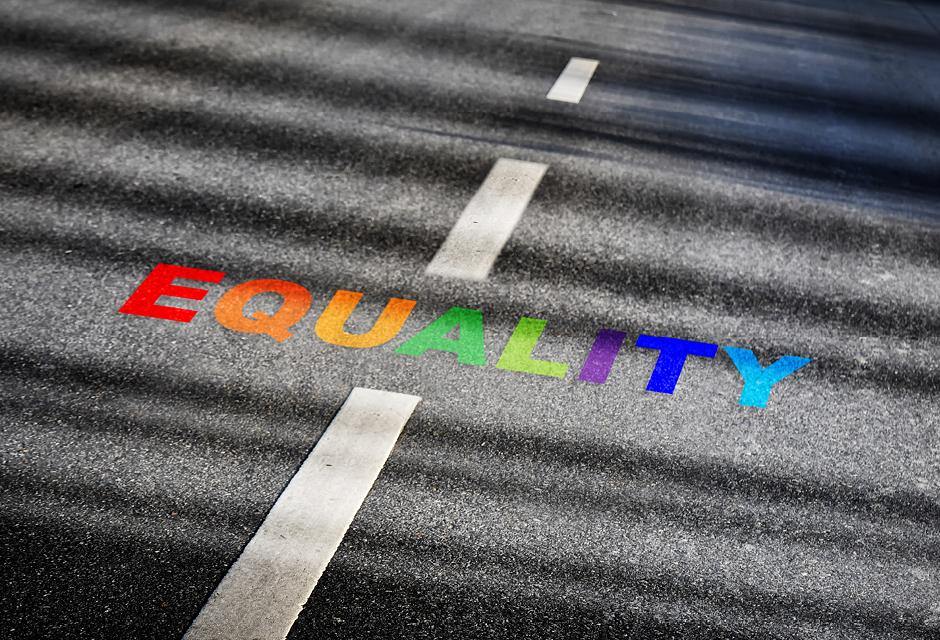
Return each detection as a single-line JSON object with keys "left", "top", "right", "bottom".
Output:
{"left": 315, "top": 290, "right": 416, "bottom": 349}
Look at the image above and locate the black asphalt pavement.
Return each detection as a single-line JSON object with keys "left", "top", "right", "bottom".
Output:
{"left": 1, "top": 0, "right": 939, "bottom": 638}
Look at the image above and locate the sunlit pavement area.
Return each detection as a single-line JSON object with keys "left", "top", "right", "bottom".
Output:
{"left": 2, "top": 0, "right": 940, "bottom": 638}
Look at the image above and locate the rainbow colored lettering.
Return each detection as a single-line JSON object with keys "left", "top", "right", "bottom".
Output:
{"left": 118, "top": 263, "right": 812, "bottom": 408}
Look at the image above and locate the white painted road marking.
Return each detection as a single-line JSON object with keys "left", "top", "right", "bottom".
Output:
{"left": 426, "top": 158, "right": 548, "bottom": 281}
{"left": 182, "top": 387, "right": 422, "bottom": 640}
{"left": 546, "top": 57, "right": 599, "bottom": 103}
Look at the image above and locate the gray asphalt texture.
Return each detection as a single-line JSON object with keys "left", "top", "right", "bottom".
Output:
{"left": 1, "top": 0, "right": 940, "bottom": 638}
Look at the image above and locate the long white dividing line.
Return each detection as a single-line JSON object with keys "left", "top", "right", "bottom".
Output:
{"left": 182, "top": 387, "right": 422, "bottom": 640}
{"left": 425, "top": 158, "right": 547, "bottom": 281}
{"left": 546, "top": 57, "right": 599, "bottom": 103}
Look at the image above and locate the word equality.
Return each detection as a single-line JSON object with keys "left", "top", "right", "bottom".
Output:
{"left": 119, "top": 264, "right": 812, "bottom": 408}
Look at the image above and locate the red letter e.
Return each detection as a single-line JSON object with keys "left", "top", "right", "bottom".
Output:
{"left": 119, "top": 263, "right": 226, "bottom": 322}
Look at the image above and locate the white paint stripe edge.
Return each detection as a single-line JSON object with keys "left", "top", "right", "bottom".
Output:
{"left": 425, "top": 158, "right": 547, "bottom": 281}
{"left": 546, "top": 57, "right": 599, "bottom": 103}
{"left": 182, "top": 387, "right": 422, "bottom": 640}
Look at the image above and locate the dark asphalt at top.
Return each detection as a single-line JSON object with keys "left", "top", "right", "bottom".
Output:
{"left": 1, "top": 0, "right": 939, "bottom": 638}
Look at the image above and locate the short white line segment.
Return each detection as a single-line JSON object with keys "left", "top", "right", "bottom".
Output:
{"left": 426, "top": 158, "right": 547, "bottom": 281}
{"left": 182, "top": 387, "right": 422, "bottom": 640}
{"left": 546, "top": 57, "right": 599, "bottom": 103}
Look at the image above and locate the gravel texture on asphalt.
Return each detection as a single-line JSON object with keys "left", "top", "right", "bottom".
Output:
{"left": 1, "top": 0, "right": 939, "bottom": 638}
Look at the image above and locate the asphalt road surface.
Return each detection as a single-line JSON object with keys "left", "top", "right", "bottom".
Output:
{"left": 2, "top": 0, "right": 940, "bottom": 638}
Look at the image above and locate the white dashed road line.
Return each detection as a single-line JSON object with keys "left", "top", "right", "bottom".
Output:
{"left": 546, "top": 57, "right": 599, "bottom": 103}
{"left": 425, "top": 158, "right": 548, "bottom": 281}
{"left": 182, "top": 387, "right": 422, "bottom": 640}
